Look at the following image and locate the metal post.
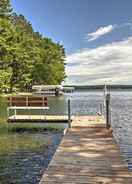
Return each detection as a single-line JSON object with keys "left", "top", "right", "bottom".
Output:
{"left": 106, "top": 93, "right": 111, "bottom": 128}
{"left": 14, "top": 108, "right": 17, "bottom": 119}
{"left": 99, "top": 103, "right": 103, "bottom": 115}
{"left": 68, "top": 99, "right": 71, "bottom": 128}
{"left": 104, "top": 84, "right": 107, "bottom": 97}
{"left": 108, "top": 84, "right": 111, "bottom": 95}
{"left": 104, "top": 84, "right": 107, "bottom": 107}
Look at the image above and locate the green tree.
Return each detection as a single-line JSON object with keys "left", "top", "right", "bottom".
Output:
{"left": 11, "top": 14, "right": 66, "bottom": 87}
{"left": 0, "top": 70, "right": 11, "bottom": 92}
{"left": 0, "top": 18, "right": 14, "bottom": 92}
{"left": 32, "top": 37, "right": 66, "bottom": 85}
{"left": 0, "top": 17, "right": 31, "bottom": 92}
{"left": 0, "top": 0, "right": 11, "bottom": 17}
{"left": 0, "top": 0, "right": 66, "bottom": 93}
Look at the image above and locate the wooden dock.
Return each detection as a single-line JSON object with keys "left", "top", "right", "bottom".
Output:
{"left": 7, "top": 96, "right": 73, "bottom": 124}
{"left": 8, "top": 115, "right": 73, "bottom": 123}
{"left": 40, "top": 116, "right": 132, "bottom": 184}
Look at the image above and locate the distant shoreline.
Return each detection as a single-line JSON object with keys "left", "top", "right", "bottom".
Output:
{"left": 0, "top": 85, "right": 132, "bottom": 97}
{"left": 63, "top": 85, "right": 132, "bottom": 90}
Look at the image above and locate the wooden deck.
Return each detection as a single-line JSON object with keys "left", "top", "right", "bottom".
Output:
{"left": 40, "top": 116, "right": 132, "bottom": 184}
{"left": 8, "top": 115, "right": 73, "bottom": 123}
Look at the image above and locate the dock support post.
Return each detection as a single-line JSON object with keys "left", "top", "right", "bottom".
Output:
{"left": 106, "top": 93, "right": 111, "bottom": 128}
{"left": 99, "top": 103, "right": 103, "bottom": 115}
{"left": 55, "top": 88, "right": 60, "bottom": 96}
{"left": 14, "top": 108, "right": 17, "bottom": 117}
{"left": 68, "top": 99, "right": 71, "bottom": 128}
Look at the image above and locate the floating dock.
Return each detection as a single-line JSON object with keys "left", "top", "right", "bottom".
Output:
{"left": 7, "top": 96, "right": 72, "bottom": 124}
{"left": 40, "top": 116, "right": 132, "bottom": 184}
{"left": 8, "top": 115, "right": 73, "bottom": 123}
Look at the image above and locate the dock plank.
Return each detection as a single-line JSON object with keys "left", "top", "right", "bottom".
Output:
{"left": 40, "top": 116, "right": 132, "bottom": 184}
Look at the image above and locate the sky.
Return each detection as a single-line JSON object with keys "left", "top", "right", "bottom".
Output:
{"left": 11, "top": 0, "right": 132, "bottom": 85}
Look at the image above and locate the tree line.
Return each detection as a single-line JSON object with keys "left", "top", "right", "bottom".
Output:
{"left": 0, "top": 0, "right": 66, "bottom": 93}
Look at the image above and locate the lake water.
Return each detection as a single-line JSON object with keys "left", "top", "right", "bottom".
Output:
{"left": 47, "top": 90, "right": 132, "bottom": 170}
{"left": 0, "top": 132, "right": 62, "bottom": 184}
{"left": 0, "top": 90, "right": 132, "bottom": 183}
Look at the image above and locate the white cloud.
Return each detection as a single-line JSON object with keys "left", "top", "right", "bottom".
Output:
{"left": 86, "top": 21, "right": 132, "bottom": 42}
{"left": 65, "top": 37, "right": 132, "bottom": 85}
{"left": 86, "top": 25, "right": 115, "bottom": 41}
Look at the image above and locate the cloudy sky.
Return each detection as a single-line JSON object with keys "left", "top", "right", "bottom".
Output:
{"left": 11, "top": 0, "right": 132, "bottom": 85}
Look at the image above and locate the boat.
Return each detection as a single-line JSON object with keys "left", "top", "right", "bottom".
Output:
{"left": 32, "top": 85, "right": 75, "bottom": 96}
{"left": 32, "top": 85, "right": 63, "bottom": 96}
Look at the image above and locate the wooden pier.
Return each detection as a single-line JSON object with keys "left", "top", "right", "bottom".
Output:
{"left": 40, "top": 116, "right": 132, "bottom": 184}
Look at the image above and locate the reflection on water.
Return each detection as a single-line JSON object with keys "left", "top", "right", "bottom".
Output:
{"left": 0, "top": 97, "right": 63, "bottom": 184}
{"left": 47, "top": 91, "right": 103, "bottom": 116}
{"left": 0, "top": 132, "right": 62, "bottom": 184}
{"left": 110, "top": 91, "right": 132, "bottom": 170}
{"left": 0, "top": 90, "right": 132, "bottom": 183}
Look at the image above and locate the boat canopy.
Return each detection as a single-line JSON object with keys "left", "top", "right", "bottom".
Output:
{"left": 32, "top": 85, "right": 63, "bottom": 91}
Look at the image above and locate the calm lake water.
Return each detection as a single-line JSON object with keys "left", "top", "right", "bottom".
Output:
{"left": 0, "top": 132, "right": 62, "bottom": 184}
{"left": 48, "top": 90, "right": 132, "bottom": 170}
{"left": 0, "top": 90, "right": 132, "bottom": 183}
